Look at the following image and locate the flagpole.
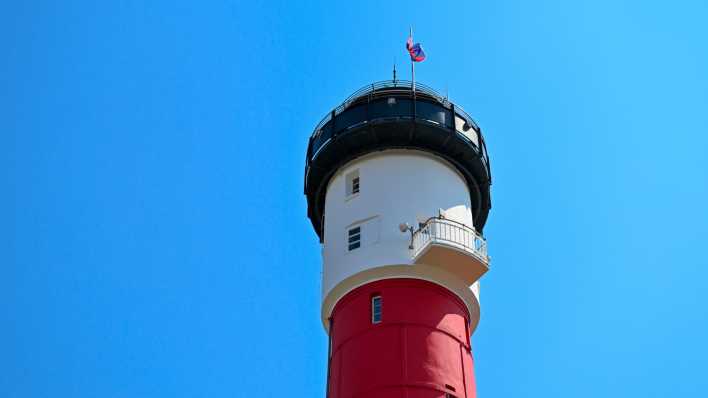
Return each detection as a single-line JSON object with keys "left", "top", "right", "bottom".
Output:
{"left": 410, "top": 26, "right": 416, "bottom": 97}
{"left": 412, "top": 61, "right": 415, "bottom": 95}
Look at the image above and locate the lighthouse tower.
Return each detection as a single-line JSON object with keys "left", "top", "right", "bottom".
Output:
{"left": 304, "top": 80, "right": 492, "bottom": 398}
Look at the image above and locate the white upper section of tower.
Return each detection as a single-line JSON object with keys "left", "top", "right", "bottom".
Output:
{"left": 320, "top": 149, "right": 482, "bottom": 328}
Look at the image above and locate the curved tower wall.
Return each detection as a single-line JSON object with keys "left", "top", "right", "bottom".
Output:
{"left": 328, "top": 279, "right": 477, "bottom": 398}
{"left": 304, "top": 81, "right": 492, "bottom": 398}
{"left": 321, "top": 150, "right": 481, "bottom": 329}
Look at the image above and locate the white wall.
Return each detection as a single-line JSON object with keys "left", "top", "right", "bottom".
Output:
{"left": 321, "top": 150, "right": 479, "bottom": 325}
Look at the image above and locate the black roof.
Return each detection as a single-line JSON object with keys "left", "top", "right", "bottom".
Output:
{"left": 304, "top": 80, "right": 491, "bottom": 241}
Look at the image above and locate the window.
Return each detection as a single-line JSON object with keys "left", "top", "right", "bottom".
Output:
{"left": 348, "top": 226, "right": 361, "bottom": 251}
{"left": 346, "top": 217, "right": 380, "bottom": 252}
{"left": 345, "top": 170, "right": 360, "bottom": 198}
{"left": 371, "top": 295, "right": 382, "bottom": 324}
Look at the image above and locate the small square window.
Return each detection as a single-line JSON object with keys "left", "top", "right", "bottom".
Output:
{"left": 346, "top": 170, "right": 360, "bottom": 198}
{"left": 348, "top": 226, "right": 361, "bottom": 251}
{"left": 371, "top": 295, "right": 382, "bottom": 324}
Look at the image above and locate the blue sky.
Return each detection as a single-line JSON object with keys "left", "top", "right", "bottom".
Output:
{"left": 3, "top": 1, "right": 708, "bottom": 397}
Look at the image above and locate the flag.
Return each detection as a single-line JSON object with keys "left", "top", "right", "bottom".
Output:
{"left": 406, "top": 36, "right": 426, "bottom": 62}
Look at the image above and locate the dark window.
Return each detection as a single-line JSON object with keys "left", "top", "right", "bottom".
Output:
{"left": 346, "top": 170, "right": 360, "bottom": 198}
{"left": 371, "top": 295, "right": 382, "bottom": 324}
{"left": 348, "top": 226, "right": 361, "bottom": 251}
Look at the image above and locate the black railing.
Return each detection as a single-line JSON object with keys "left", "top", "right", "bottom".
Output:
{"left": 311, "top": 80, "right": 455, "bottom": 133}
{"left": 307, "top": 80, "right": 487, "bottom": 170}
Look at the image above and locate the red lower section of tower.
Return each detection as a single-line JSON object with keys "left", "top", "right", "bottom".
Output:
{"left": 327, "top": 279, "right": 477, "bottom": 398}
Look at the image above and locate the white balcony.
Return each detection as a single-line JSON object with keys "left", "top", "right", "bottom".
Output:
{"left": 411, "top": 218, "right": 489, "bottom": 285}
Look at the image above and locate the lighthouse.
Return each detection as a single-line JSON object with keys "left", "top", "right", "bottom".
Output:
{"left": 304, "top": 80, "right": 492, "bottom": 398}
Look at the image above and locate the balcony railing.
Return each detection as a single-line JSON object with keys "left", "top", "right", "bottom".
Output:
{"left": 311, "top": 80, "right": 479, "bottom": 133}
{"left": 412, "top": 217, "right": 489, "bottom": 265}
{"left": 306, "top": 80, "right": 487, "bottom": 164}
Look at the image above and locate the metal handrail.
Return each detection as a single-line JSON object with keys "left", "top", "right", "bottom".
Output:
{"left": 310, "top": 80, "right": 480, "bottom": 138}
{"left": 411, "top": 217, "right": 489, "bottom": 263}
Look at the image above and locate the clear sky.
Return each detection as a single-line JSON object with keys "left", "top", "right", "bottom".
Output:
{"left": 3, "top": 1, "right": 708, "bottom": 397}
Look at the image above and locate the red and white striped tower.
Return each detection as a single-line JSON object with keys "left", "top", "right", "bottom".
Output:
{"left": 305, "top": 80, "right": 492, "bottom": 398}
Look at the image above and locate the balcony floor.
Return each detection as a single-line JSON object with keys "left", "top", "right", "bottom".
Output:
{"left": 414, "top": 243, "right": 489, "bottom": 286}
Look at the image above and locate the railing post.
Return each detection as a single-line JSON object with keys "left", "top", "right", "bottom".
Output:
{"left": 450, "top": 103, "right": 455, "bottom": 131}
{"left": 330, "top": 110, "right": 337, "bottom": 138}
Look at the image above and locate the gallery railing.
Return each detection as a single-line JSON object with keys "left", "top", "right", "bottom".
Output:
{"left": 411, "top": 217, "right": 489, "bottom": 264}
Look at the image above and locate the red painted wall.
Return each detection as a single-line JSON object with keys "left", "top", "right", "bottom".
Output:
{"left": 327, "top": 279, "right": 477, "bottom": 398}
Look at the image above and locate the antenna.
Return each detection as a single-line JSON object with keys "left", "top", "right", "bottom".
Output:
{"left": 393, "top": 59, "right": 397, "bottom": 82}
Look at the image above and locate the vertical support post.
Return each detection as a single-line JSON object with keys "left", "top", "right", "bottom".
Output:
{"left": 450, "top": 103, "right": 456, "bottom": 131}
{"left": 411, "top": 61, "right": 415, "bottom": 96}
{"left": 330, "top": 110, "right": 337, "bottom": 138}
{"left": 410, "top": 26, "right": 416, "bottom": 97}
